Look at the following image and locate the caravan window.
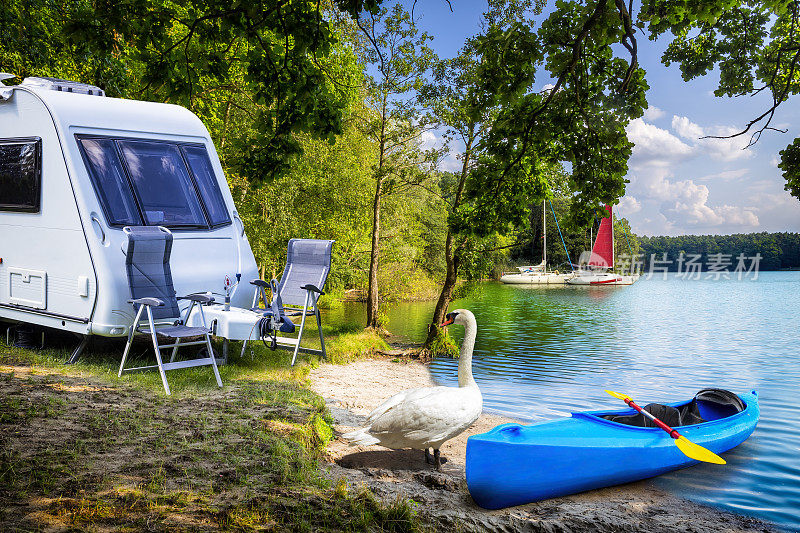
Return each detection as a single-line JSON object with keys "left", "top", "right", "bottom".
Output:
{"left": 79, "top": 138, "right": 142, "bottom": 225}
{"left": 182, "top": 145, "right": 231, "bottom": 226}
{"left": 0, "top": 138, "right": 41, "bottom": 212}
{"left": 76, "top": 136, "right": 231, "bottom": 229}
{"left": 118, "top": 140, "right": 207, "bottom": 227}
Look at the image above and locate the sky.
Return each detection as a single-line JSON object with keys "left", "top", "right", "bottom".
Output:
{"left": 407, "top": 0, "right": 800, "bottom": 237}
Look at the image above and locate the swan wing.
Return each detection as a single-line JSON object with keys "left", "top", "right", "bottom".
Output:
{"left": 368, "top": 387, "right": 482, "bottom": 448}
{"left": 365, "top": 386, "right": 433, "bottom": 424}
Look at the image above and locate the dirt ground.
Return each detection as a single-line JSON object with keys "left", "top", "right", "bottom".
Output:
{"left": 0, "top": 357, "right": 408, "bottom": 532}
{"left": 309, "top": 357, "right": 776, "bottom": 532}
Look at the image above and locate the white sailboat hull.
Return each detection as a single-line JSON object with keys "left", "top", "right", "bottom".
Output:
{"left": 566, "top": 272, "right": 639, "bottom": 286}
{"left": 500, "top": 272, "right": 575, "bottom": 285}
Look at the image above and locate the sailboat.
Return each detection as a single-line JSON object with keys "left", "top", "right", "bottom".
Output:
{"left": 500, "top": 201, "right": 575, "bottom": 285}
{"left": 567, "top": 205, "right": 639, "bottom": 286}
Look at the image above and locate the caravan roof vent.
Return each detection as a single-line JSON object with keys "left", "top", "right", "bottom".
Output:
{"left": 21, "top": 77, "right": 105, "bottom": 97}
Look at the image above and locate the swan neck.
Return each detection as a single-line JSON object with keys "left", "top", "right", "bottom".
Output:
{"left": 458, "top": 318, "right": 477, "bottom": 387}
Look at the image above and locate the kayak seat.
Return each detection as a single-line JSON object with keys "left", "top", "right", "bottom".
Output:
{"left": 602, "top": 389, "right": 745, "bottom": 427}
{"left": 693, "top": 388, "right": 745, "bottom": 421}
{"left": 604, "top": 403, "right": 682, "bottom": 428}
{"left": 678, "top": 400, "right": 705, "bottom": 425}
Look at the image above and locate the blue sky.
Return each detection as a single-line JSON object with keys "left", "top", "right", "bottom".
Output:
{"left": 408, "top": 0, "right": 800, "bottom": 236}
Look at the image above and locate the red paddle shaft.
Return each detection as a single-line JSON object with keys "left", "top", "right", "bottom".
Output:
{"left": 623, "top": 398, "right": 680, "bottom": 439}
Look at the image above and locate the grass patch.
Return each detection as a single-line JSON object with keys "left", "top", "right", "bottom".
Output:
{"left": 316, "top": 290, "right": 344, "bottom": 310}
{"left": 425, "top": 328, "right": 459, "bottom": 358}
{"left": 325, "top": 330, "right": 389, "bottom": 364}
{"left": 0, "top": 328, "right": 424, "bottom": 531}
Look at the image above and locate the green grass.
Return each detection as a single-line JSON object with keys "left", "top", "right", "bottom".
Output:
{"left": 424, "top": 328, "right": 459, "bottom": 358}
{"left": 0, "top": 325, "right": 424, "bottom": 532}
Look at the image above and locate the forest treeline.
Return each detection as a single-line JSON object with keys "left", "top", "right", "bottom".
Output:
{"left": 638, "top": 233, "right": 800, "bottom": 271}
{"left": 4, "top": 0, "right": 800, "bottom": 346}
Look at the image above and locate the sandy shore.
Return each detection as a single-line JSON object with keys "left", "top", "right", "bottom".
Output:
{"left": 309, "top": 357, "right": 775, "bottom": 532}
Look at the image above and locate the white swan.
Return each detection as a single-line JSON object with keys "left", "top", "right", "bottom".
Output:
{"left": 342, "top": 309, "right": 482, "bottom": 470}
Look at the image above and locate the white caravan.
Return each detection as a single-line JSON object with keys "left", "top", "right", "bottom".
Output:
{"left": 0, "top": 76, "right": 259, "bottom": 355}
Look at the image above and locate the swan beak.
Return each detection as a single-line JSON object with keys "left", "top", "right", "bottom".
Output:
{"left": 441, "top": 313, "right": 456, "bottom": 327}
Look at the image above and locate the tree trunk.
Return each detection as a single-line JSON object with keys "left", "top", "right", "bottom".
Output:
{"left": 366, "top": 97, "right": 389, "bottom": 328}
{"left": 424, "top": 231, "right": 460, "bottom": 346}
{"left": 366, "top": 175, "right": 383, "bottom": 327}
{"left": 423, "top": 133, "right": 474, "bottom": 347}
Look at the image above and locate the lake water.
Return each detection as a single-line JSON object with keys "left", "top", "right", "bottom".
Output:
{"left": 328, "top": 271, "right": 800, "bottom": 530}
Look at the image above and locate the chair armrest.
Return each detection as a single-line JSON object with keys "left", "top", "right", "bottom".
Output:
{"left": 128, "top": 297, "right": 164, "bottom": 307}
{"left": 301, "top": 284, "right": 325, "bottom": 295}
{"left": 178, "top": 292, "right": 215, "bottom": 304}
{"left": 250, "top": 279, "right": 270, "bottom": 289}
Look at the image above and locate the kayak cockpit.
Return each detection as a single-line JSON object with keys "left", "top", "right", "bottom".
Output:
{"left": 588, "top": 389, "right": 747, "bottom": 429}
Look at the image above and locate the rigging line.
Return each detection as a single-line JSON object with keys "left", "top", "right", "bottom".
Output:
{"left": 621, "top": 225, "right": 634, "bottom": 255}
{"left": 549, "top": 199, "right": 574, "bottom": 271}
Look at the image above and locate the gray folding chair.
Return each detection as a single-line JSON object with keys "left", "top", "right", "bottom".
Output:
{"left": 118, "top": 226, "right": 222, "bottom": 395}
{"left": 242, "top": 238, "right": 334, "bottom": 366}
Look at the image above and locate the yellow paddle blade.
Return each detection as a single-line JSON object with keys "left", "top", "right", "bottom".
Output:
{"left": 675, "top": 436, "right": 727, "bottom": 465}
{"left": 604, "top": 389, "right": 632, "bottom": 402}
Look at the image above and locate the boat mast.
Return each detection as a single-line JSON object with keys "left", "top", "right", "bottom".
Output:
{"left": 542, "top": 199, "right": 547, "bottom": 267}
{"left": 610, "top": 205, "right": 615, "bottom": 270}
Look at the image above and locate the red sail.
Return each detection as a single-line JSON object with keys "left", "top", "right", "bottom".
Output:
{"left": 589, "top": 205, "right": 613, "bottom": 268}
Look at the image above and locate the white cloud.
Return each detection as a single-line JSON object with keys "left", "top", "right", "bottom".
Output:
{"left": 626, "top": 118, "right": 693, "bottom": 166}
{"left": 418, "top": 130, "right": 438, "bottom": 151}
{"left": 671, "top": 116, "right": 704, "bottom": 140}
{"left": 618, "top": 196, "right": 641, "bottom": 215}
{"left": 745, "top": 179, "right": 775, "bottom": 192}
{"left": 643, "top": 106, "right": 665, "bottom": 121}
{"left": 440, "top": 151, "right": 462, "bottom": 172}
{"left": 541, "top": 83, "right": 556, "bottom": 93}
{"left": 659, "top": 178, "right": 758, "bottom": 227}
{"left": 747, "top": 188, "right": 800, "bottom": 232}
{"left": 418, "top": 130, "right": 463, "bottom": 172}
{"left": 620, "top": 114, "right": 791, "bottom": 234}
{"left": 625, "top": 157, "right": 759, "bottom": 234}
{"left": 770, "top": 155, "right": 780, "bottom": 167}
{"left": 696, "top": 168, "right": 749, "bottom": 182}
{"left": 714, "top": 205, "right": 760, "bottom": 226}
{"left": 671, "top": 115, "right": 753, "bottom": 162}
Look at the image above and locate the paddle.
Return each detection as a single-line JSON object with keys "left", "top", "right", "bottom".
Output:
{"left": 604, "top": 390, "right": 726, "bottom": 465}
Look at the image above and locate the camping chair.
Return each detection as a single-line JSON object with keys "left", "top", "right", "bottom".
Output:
{"left": 118, "top": 226, "right": 222, "bottom": 395}
{"left": 241, "top": 238, "right": 334, "bottom": 366}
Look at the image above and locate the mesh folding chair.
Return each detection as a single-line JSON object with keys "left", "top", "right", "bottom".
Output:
{"left": 241, "top": 238, "right": 334, "bottom": 366}
{"left": 118, "top": 226, "right": 222, "bottom": 395}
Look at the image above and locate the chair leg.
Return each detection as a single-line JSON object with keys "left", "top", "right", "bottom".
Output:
{"left": 170, "top": 337, "right": 182, "bottom": 363}
{"left": 119, "top": 306, "right": 144, "bottom": 377}
{"left": 119, "top": 336, "right": 134, "bottom": 377}
{"left": 205, "top": 334, "right": 223, "bottom": 388}
{"left": 150, "top": 336, "right": 170, "bottom": 396}
{"left": 291, "top": 292, "right": 311, "bottom": 367}
{"left": 146, "top": 308, "right": 171, "bottom": 395}
{"left": 315, "top": 307, "right": 327, "bottom": 360}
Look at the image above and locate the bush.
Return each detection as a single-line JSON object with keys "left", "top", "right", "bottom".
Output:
{"left": 426, "top": 328, "right": 459, "bottom": 358}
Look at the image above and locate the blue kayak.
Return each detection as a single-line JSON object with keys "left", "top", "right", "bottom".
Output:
{"left": 466, "top": 390, "right": 759, "bottom": 510}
